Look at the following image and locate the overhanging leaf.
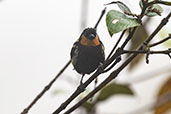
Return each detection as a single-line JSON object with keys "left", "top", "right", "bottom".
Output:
{"left": 117, "top": 1, "right": 132, "bottom": 14}
{"left": 106, "top": 1, "right": 132, "bottom": 14}
{"left": 139, "top": 0, "right": 163, "bottom": 17}
{"left": 106, "top": 10, "right": 140, "bottom": 36}
{"left": 146, "top": 4, "right": 163, "bottom": 17}
{"left": 96, "top": 83, "right": 134, "bottom": 102}
{"left": 154, "top": 76, "right": 171, "bottom": 114}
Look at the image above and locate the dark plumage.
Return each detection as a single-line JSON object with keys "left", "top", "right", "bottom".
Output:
{"left": 70, "top": 28, "right": 105, "bottom": 83}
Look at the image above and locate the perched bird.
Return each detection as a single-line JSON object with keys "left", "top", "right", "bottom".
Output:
{"left": 70, "top": 28, "right": 105, "bottom": 85}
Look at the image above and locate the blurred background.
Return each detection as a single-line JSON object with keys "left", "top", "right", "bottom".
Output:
{"left": 0, "top": 0, "right": 170, "bottom": 114}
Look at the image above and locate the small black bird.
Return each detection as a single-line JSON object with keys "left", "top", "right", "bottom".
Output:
{"left": 70, "top": 28, "right": 105, "bottom": 84}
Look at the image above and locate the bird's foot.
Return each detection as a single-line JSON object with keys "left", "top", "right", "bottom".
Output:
{"left": 98, "top": 62, "right": 104, "bottom": 73}
{"left": 78, "top": 83, "right": 86, "bottom": 92}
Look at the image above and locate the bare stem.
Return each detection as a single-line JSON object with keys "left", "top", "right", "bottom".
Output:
{"left": 94, "top": 7, "right": 106, "bottom": 29}
{"left": 106, "top": 30, "right": 126, "bottom": 60}
{"left": 149, "top": 36, "right": 171, "bottom": 47}
{"left": 148, "top": 1, "right": 171, "bottom": 7}
{"left": 122, "top": 49, "right": 171, "bottom": 55}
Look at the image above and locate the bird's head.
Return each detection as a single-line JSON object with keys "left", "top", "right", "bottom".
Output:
{"left": 83, "top": 28, "right": 97, "bottom": 40}
{"left": 80, "top": 28, "right": 100, "bottom": 46}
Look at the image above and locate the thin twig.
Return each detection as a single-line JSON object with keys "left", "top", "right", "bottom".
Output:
{"left": 62, "top": 12, "right": 171, "bottom": 114}
{"left": 122, "top": 49, "right": 171, "bottom": 55}
{"left": 106, "top": 30, "right": 126, "bottom": 60}
{"left": 144, "top": 12, "right": 171, "bottom": 45}
{"left": 94, "top": 7, "right": 106, "bottom": 29}
{"left": 120, "top": 28, "right": 137, "bottom": 49}
{"left": 148, "top": 1, "right": 171, "bottom": 7}
{"left": 103, "top": 28, "right": 137, "bottom": 71}
{"left": 21, "top": 60, "right": 71, "bottom": 114}
{"left": 103, "top": 56, "right": 121, "bottom": 73}
{"left": 149, "top": 36, "right": 171, "bottom": 47}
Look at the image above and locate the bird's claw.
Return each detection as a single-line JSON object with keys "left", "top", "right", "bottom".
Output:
{"left": 98, "top": 62, "right": 104, "bottom": 73}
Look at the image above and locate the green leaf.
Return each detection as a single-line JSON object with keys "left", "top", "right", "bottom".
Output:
{"left": 115, "top": 1, "right": 132, "bottom": 14}
{"left": 96, "top": 83, "right": 134, "bottom": 102}
{"left": 146, "top": 4, "right": 163, "bottom": 17}
{"left": 106, "top": 10, "right": 140, "bottom": 36}
{"left": 105, "top": 1, "right": 132, "bottom": 15}
{"left": 139, "top": 0, "right": 163, "bottom": 17}
{"left": 117, "top": 2, "right": 131, "bottom": 13}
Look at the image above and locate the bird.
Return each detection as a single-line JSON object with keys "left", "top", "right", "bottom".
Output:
{"left": 70, "top": 27, "right": 105, "bottom": 85}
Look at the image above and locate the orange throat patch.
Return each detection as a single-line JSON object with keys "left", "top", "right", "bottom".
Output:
{"left": 80, "top": 35, "right": 100, "bottom": 46}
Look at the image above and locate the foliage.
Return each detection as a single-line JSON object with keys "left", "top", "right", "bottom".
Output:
{"left": 106, "top": 10, "right": 140, "bottom": 36}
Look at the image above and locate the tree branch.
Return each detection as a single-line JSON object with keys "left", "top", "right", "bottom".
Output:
{"left": 144, "top": 12, "right": 171, "bottom": 45}
{"left": 122, "top": 49, "right": 171, "bottom": 55}
{"left": 148, "top": 36, "right": 171, "bottom": 47}
{"left": 148, "top": 1, "right": 171, "bottom": 7}
{"left": 94, "top": 7, "right": 106, "bottom": 29}
{"left": 106, "top": 30, "right": 126, "bottom": 60}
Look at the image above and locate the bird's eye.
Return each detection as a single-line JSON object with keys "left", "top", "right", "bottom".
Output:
{"left": 88, "top": 34, "right": 96, "bottom": 40}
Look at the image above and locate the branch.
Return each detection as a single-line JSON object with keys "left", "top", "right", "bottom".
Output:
{"left": 122, "top": 49, "right": 171, "bottom": 55}
{"left": 103, "top": 28, "right": 137, "bottom": 72}
{"left": 94, "top": 7, "right": 106, "bottom": 29}
{"left": 103, "top": 56, "right": 121, "bottom": 73}
{"left": 148, "top": 1, "right": 171, "bottom": 7}
{"left": 106, "top": 30, "right": 126, "bottom": 60}
{"left": 121, "top": 28, "right": 137, "bottom": 49}
{"left": 62, "top": 12, "right": 171, "bottom": 114}
{"left": 148, "top": 36, "right": 171, "bottom": 47}
{"left": 21, "top": 60, "right": 71, "bottom": 114}
{"left": 144, "top": 12, "right": 171, "bottom": 45}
